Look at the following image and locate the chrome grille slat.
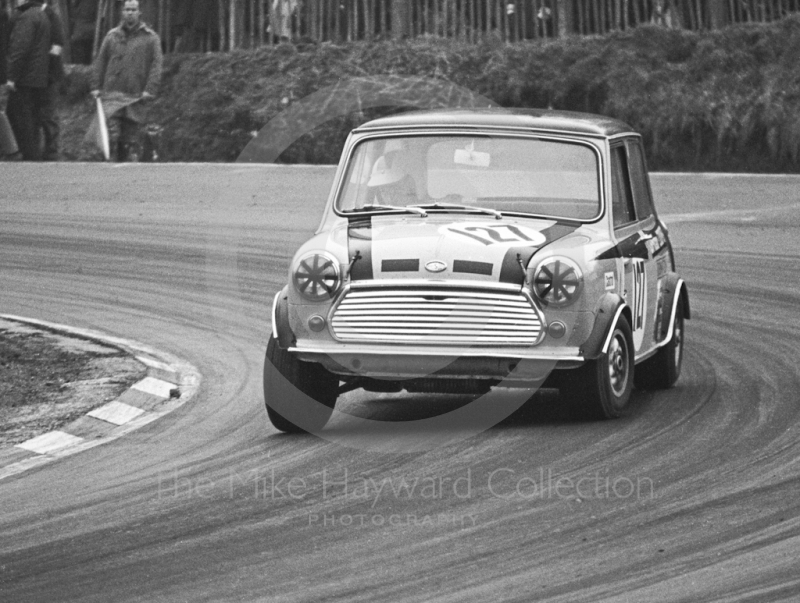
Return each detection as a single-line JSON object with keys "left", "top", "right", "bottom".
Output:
{"left": 336, "top": 309, "right": 528, "bottom": 320}
{"left": 334, "top": 317, "right": 540, "bottom": 326}
{"left": 340, "top": 295, "right": 530, "bottom": 308}
{"left": 335, "top": 304, "right": 533, "bottom": 314}
{"left": 331, "top": 286, "right": 543, "bottom": 345}
{"left": 346, "top": 289, "right": 520, "bottom": 300}
{"left": 335, "top": 326, "right": 541, "bottom": 333}
{"left": 336, "top": 334, "right": 537, "bottom": 343}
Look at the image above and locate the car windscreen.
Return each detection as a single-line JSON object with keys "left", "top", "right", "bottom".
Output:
{"left": 336, "top": 134, "right": 601, "bottom": 220}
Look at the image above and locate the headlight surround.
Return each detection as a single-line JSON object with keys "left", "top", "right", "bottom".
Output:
{"left": 292, "top": 252, "right": 342, "bottom": 301}
{"left": 532, "top": 256, "right": 583, "bottom": 307}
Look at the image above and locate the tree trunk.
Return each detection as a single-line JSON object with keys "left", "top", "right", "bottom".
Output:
{"left": 92, "top": 0, "right": 105, "bottom": 60}
{"left": 259, "top": 0, "right": 265, "bottom": 45}
{"left": 164, "top": 0, "right": 172, "bottom": 51}
{"left": 228, "top": 0, "right": 235, "bottom": 48}
{"left": 391, "top": 0, "right": 409, "bottom": 38}
{"left": 556, "top": 0, "right": 570, "bottom": 36}
{"left": 708, "top": 0, "right": 728, "bottom": 28}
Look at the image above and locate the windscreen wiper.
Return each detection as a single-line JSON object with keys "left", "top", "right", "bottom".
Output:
{"left": 411, "top": 202, "right": 503, "bottom": 220}
{"left": 353, "top": 204, "right": 428, "bottom": 217}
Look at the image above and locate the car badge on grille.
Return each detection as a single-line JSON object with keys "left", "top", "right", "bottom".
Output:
{"left": 425, "top": 260, "right": 447, "bottom": 273}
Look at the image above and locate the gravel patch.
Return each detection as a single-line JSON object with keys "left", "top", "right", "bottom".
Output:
{"left": 0, "top": 320, "right": 147, "bottom": 446}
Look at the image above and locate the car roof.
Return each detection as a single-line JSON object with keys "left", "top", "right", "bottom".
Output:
{"left": 355, "top": 108, "right": 636, "bottom": 138}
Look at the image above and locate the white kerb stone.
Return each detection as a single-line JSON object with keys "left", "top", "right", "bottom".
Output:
{"left": 135, "top": 356, "right": 177, "bottom": 374}
{"left": 131, "top": 377, "right": 174, "bottom": 399}
{"left": 88, "top": 401, "right": 146, "bottom": 425}
{"left": 16, "top": 431, "right": 84, "bottom": 454}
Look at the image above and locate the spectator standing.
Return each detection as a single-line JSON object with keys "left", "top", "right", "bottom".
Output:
{"left": 41, "top": 1, "right": 65, "bottom": 160}
{"left": 651, "top": 0, "right": 681, "bottom": 28}
{"left": 68, "top": 0, "right": 96, "bottom": 64}
{"left": 1, "top": 1, "right": 9, "bottom": 85}
{"left": 4, "top": 0, "right": 51, "bottom": 161}
{"left": 91, "top": 0, "right": 162, "bottom": 161}
{"left": 1, "top": 0, "right": 20, "bottom": 160}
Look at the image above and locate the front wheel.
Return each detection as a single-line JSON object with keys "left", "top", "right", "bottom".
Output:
{"left": 263, "top": 335, "right": 339, "bottom": 433}
{"left": 563, "top": 314, "right": 634, "bottom": 419}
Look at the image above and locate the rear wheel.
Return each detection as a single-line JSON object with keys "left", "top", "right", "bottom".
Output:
{"left": 563, "top": 314, "right": 634, "bottom": 419}
{"left": 634, "top": 297, "right": 685, "bottom": 390}
{"left": 263, "top": 335, "right": 338, "bottom": 433}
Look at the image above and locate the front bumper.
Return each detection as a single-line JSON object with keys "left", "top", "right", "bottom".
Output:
{"left": 291, "top": 340, "right": 584, "bottom": 381}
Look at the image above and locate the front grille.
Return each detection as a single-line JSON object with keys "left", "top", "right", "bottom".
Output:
{"left": 331, "top": 286, "right": 543, "bottom": 345}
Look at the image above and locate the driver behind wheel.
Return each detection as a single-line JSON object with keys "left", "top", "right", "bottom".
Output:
{"left": 367, "top": 151, "right": 418, "bottom": 206}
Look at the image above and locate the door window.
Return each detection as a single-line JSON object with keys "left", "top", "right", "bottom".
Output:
{"left": 610, "top": 145, "right": 636, "bottom": 228}
{"left": 626, "top": 140, "right": 655, "bottom": 221}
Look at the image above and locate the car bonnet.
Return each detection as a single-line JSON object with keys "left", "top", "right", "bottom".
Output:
{"left": 346, "top": 215, "right": 585, "bottom": 285}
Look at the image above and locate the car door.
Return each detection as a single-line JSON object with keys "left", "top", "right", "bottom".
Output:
{"left": 626, "top": 137, "right": 674, "bottom": 350}
{"left": 609, "top": 139, "right": 659, "bottom": 356}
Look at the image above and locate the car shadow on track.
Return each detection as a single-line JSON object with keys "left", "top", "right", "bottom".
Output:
{"left": 334, "top": 388, "right": 652, "bottom": 427}
{"left": 329, "top": 387, "right": 607, "bottom": 428}
{"left": 496, "top": 390, "right": 574, "bottom": 426}
{"left": 340, "top": 393, "right": 481, "bottom": 422}
{"left": 265, "top": 389, "right": 654, "bottom": 443}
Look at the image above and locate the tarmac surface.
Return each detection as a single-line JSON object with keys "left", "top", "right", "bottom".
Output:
{"left": 1, "top": 163, "right": 799, "bottom": 602}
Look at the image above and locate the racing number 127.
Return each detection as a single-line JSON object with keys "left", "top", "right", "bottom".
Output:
{"left": 450, "top": 224, "right": 536, "bottom": 246}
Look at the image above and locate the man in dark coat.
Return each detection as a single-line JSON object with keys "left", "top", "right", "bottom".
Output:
{"left": 1, "top": 1, "right": 9, "bottom": 111}
{"left": 1, "top": 2, "right": 9, "bottom": 85}
{"left": 0, "top": 0, "right": 20, "bottom": 160}
{"left": 41, "top": 2, "right": 66, "bottom": 160}
{"left": 91, "top": 0, "right": 162, "bottom": 161}
{"left": 68, "top": 0, "right": 96, "bottom": 64}
{"left": 4, "top": 0, "right": 51, "bottom": 160}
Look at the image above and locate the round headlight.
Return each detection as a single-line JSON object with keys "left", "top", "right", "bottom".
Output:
{"left": 532, "top": 257, "right": 583, "bottom": 307}
{"left": 293, "top": 252, "right": 341, "bottom": 301}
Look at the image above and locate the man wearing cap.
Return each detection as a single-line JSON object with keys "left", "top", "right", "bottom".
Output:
{"left": 91, "top": 0, "right": 162, "bottom": 161}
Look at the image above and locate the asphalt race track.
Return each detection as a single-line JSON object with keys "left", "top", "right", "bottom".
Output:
{"left": 1, "top": 164, "right": 800, "bottom": 602}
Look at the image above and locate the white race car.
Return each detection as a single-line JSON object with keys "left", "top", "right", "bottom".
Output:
{"left": 264, "top": 108, "right": 689, "bottom": 432}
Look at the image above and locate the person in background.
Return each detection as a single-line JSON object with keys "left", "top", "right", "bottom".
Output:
{"left": 68, "top": 0, "right": 96, "bottom": 64}
{"left": 1, "top": 1, "right": 9, "bottom": 85}
{"left": 40, "top": 1, "right": 65, "bottom": 160}
{"left": 0, "top": 0, "right": 20, "bottom": 160}
{"left": 4, "top": 0, "right": 51, "bottom": 160}
{"left": 91, "top": 0, "right": 162, "bottom": 161}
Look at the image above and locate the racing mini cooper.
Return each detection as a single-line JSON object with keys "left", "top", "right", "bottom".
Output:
{"left": 264, "top": 109, "right": 689, "bottom": 432}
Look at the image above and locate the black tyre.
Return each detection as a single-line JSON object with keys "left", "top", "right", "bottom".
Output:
{"left": 563, "top": 314, "right": 634, "bottom": 419}
{"left": 263, "top": 335, "right": 339, "bottom": 433}
{"left": 634, "top": 297, "right": 685, "bottom": 390}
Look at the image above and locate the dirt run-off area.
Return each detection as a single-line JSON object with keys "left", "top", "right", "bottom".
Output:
{"left": 0, "top": 318, "right": 146, "bottom": 446}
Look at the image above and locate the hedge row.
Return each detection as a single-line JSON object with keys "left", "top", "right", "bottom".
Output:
{"left": 60, "top": 15, "right": 800, "bottom": 171}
